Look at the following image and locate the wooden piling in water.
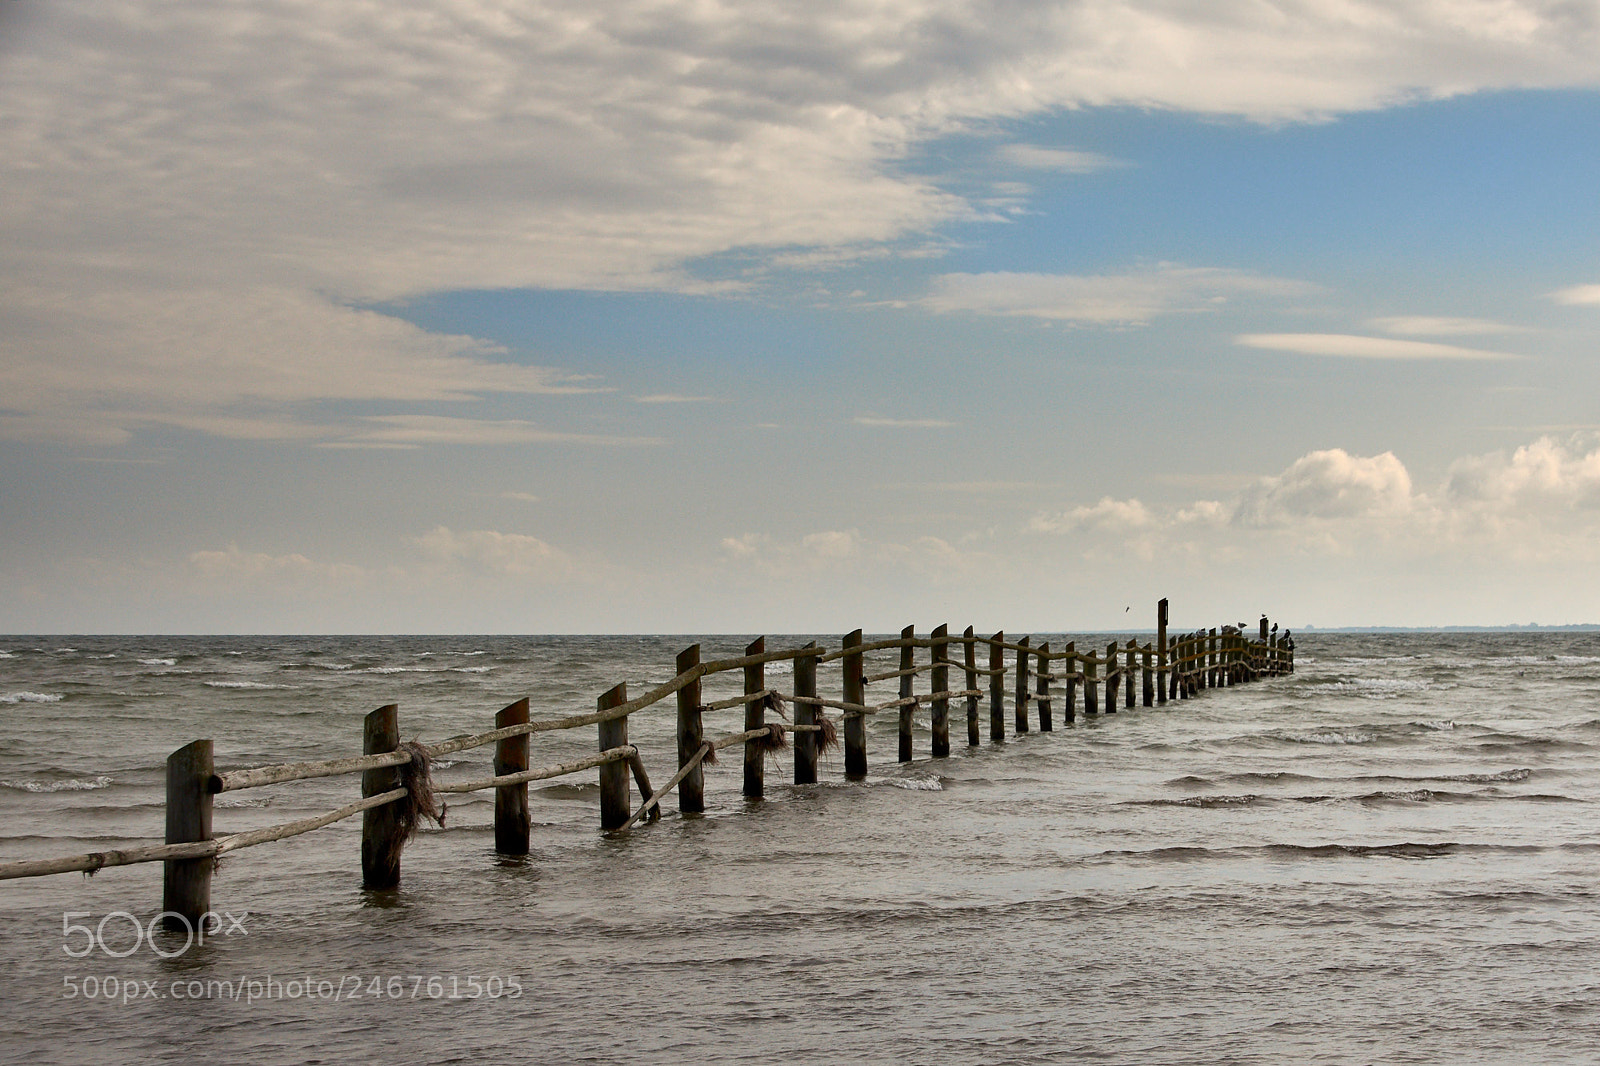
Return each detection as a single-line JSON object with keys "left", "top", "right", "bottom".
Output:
{"left": 1157, "top": 598, "right": 1169, "bottom": 705}
{"left": 1084, "top": 645, "right": 1099, "bottom": 715}
{"left": 598, "top": 684, "right": 630, "bottom": 830}
{"left": 989, "top": 631, "right": 1006, "bottom": 741}
{"left": 162, "top": 738, "right": 214, "bottom": 928}
{"left": 793, "top": 642, "right": 819, "bottom": 784}
{"left": 1036, "top": 641, "right": 1052, "bottom": 731}
{"left": 844, "top": 630, "right": 867, "bottom": 779}
{"left": 1125, "top": 640, "right": 1137, "bottom": 710}
{"left": 1104, "top": 641, "right": 1119, "bottom": 713}
{"left": 963, "top": 626, "right": 980, "bottom": 746}
{"left": 932, "top": 623, "right": 951, "bottom": 757}
{"left": 1015, "top": 635, "right": 1031, "bottom": 734}
{"left": 744, "top": 637, "right": 765, "bottom": 798}
{"left": 1062, "top": 641, "right": 1077, "bottom": 722}
{"left": 1142, "top": 643, "right": 1153, "bottom": 708}
{"left": 676, "top": 644, "right": 705, "bottom": 814}
{"left": 361, "top": 704, "right": 403, "bottom": 889}
{"left": 898, "top": 625, "right": 916, "bottom": 763}
{"left": 493, "top": 698, "right": 530, "bottom": 855}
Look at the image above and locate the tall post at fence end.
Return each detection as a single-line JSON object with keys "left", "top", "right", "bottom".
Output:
{"left": 744, "top": 637, "right": 766, "bottom": 799}
{"left": 163, "top": 738, "right": 214, "bottom": 928}
{"left": 361, "top": 704, "right": 403, "bottom": 889}
{"left": 1157, "top": 598, "right": 1169, "bottom": 705}
{"left": 794, "top": 643, "right": 819, "bottom": 784}
{"left": 494, "top": 698, "right": 530, "bottom": 855}
{"left": 931, "top": 623, "right": 951, "bottom": 757}
{"left": 676, "top": 645, "right": 704, "bottom": 814}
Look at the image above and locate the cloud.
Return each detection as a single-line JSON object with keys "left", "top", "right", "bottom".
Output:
{"left": 1234, "top": 449, "right": 1414, "bottom": 525}
{"left": 1445, "top": 436, "right": 1600, "bottom": 511}
{"left": 1236, "top": 333, "right": 1515, "bottom": 360}
{"left": 1369, "top": 316, "right": 1526, "bottom": 336}
{"left": 189, "top": 544, "right": 363, "bottom": 584}
{"left": 328, "top": 415, "right": 660, "bottom": 448}
{"left": 801, "top": 530, "right": 860, "bottom": 559}
{"left": 924, "top": 266, "right": 1315, "bottom": 324}
{"left": 500, "top": 492, "right": 542, "bottom": 503}
{"left": 632, "top": 394, "right": 726, "bottom": 404}
{"left": 1028, "top": 497, "right": 1153, "bottom": 534}
{"left": 854, "top": 415, "right": 958, "bottom": 428}
{"left": 416, "top": 526, "right": 574, "bottom": 579}
{"left": 997, "top": 144, "right": 1125, "bottom": 173}
{"left": 1548, "top": 283, "right": 1600, "bottom": 306}
{"left": 6, "top": 1, "right": 1600, "bottom": 441}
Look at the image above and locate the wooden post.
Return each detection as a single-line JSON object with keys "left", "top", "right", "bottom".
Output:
{"left": 1084, "top": 644, "right": 1099, "bottom": 715}
{"left": 1125, "top": 639, "right": 1137, "bottom": 710}
{"left": 361, "top": 705, "right": 403, "bottom": 889}
{"left": 794, "top": 642, "right": 819, "bottom": 784}
{"left": 1142, "top": 643, "right": 1153, "bottom": 708}
{"left": 931, "top": 624, "right": 951, "bottom": 757}
{"left": 1210, "top": 628, "right": 1220, "bottom": 688}
{"left": 844, "top": 630, "right": 867, "bottom": 779}
{"left": 1176, "top": 635, "right": 1188, "bottom": 699}
{"left": 898, "top": 624, "right": 915, "bottom": 763}
{"left": 745, "top": 636, "right": 766, "bottom": 799}
{"left": 1271, "top": 623, "right": 1280, "bottom": 676}
{"left": 162, "top": 739, "right": 214, "bottom": 928}
{"left": 963, "top": 626, "right": 980, "bottom": 747}
{"left": 1062, "top": 641, "right": 1077, "bottom": 722}
{"left": 1156, "top": 598, "right": 1169, "bottom": 705}
{"left": 598, "top": 684, "right": 629, "bottom": 830}
{"left": 494, "top": 698, "right": 530, "bottom": 855}
{"left": 989, "top": 631, "right": 1005, "bottom": 741}
{"left": 1104, "top": 641, "right": 1119, "bottom": 713}
{"left": 1014, "top": 635, "right": 1031, "bottom": 733}
{"left": 1284, "top": 630, "right": 1294, "bottom": 674}
{"left": 1035, "top": 641, "right": 1052, "bottom": 731}
{"left": 676, "top": 644, "right": 705, "bottom": 814}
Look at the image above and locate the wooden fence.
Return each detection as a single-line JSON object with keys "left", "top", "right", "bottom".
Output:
{"left": 0, "top": 601, "right": 1294, "bottom": 928}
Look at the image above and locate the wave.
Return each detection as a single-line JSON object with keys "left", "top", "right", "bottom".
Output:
{"left": 138, "top": 657, "right": 177, "bottom": 666}
{"left": 1100, "top": 840, "right": 1554, "bottom": 865}
{"left": 203, "top": 681, "right": 296, "bottom": 690}
{"left": 449, "top": 667, "right": 492, "bottom": 674}
{"left": 1136, "top": 794, "right": 1269, "bottom": 808}
{"left": 883, "top": 776, "right": 943, "bottom": 791}
{"left": 0, "top": 692, "right": 63, "bottom": 704}
{"left": 1278, "top": 730, "right": 1380, "bottom": 745}
{"left": 1, "top": 775, "right": 113, "bottom": 793}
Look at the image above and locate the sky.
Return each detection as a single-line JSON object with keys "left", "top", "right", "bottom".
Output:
{"left": 3, "top": 0, "right": 1600, "bottom": 634}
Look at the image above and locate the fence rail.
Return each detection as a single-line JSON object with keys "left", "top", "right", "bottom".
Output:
{"left": 0, "top": 599, "right": 1294, "bottom": 929}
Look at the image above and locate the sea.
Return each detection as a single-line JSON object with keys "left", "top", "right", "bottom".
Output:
{"left": 1, "top": 630, "right": 1599, "bottom": 1065}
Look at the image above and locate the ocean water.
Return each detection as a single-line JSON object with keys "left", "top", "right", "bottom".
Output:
{"left": 2, "top": 631, "right": 1600, "bottom": 1064}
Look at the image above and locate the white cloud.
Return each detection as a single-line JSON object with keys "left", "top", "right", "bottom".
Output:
{"left": 1548, "top": 283, "right": 1600, "bottom": 306}
{"left": 1236, "top": 333, "right": 1514, "bottom": 360}
{"left": 1235, "top": 449, "right": 1414, "bottom": 525}
{"left": 854, "top": 415, "right": 958, "bottom": 428}
{"left": 1445, "top": 436, "right": 1600, "bottom": 511}
{"left": 5, "top": 1, "right": 1599, "bottom": 439}
{"left": 1369, "top": 315, "right": 1525, "bottom": 336}
{"left": 801, "top": 530, "right": 861, "bottom": 559}
{"left": 925, "top": 266, "right": 1315, "bottom": 324}
{"left": 331, "top": 415, "right": 660, "bottom": 447}
{"left": 1028, "top": 497, "right": 1153, "bottom": 534}
{"left": 416, "top": 526, "right": 574, "bottom": 579}
{"left": 189, "top": 544, "right": 363, "bottom": 584}
{"left": 997, "top": 144, "right": 1125, "bottom": 173}
{"left": 632, "top": 394, "right": 726, "bottom": 404}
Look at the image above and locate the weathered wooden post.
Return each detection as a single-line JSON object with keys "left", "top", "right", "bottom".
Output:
{"left": 1062, "top": 641, "right": 1078, "bottom": 722}
{"left": 494, "top": 698, "right": 530, "bottom": 855}
{"left": 676, "top": 644, "right": 705, "bottom": 814}
{"left": 963, "top": 626, "right": 980, "bottom": 746}
{"left": 1271, "top": 623, "right": 1280, "bottom": 676}
{"left": 598, "top": 684, "right": 630, "bottom": 830}
{"left": 1125, "top": 639, "right": 1137, "bottom": 709}
{"left": 1157, "top": 598, "right": 1169, "bottom": 705}
{"left": 1284, "top": 630, "right": 1295, "bottom": 673}
{"left": 1176, "top": 635, "right": 1189, "bottom": 700}
{"left": 1142, "top": 643, "right": 1153, "bottom": 707}
{"left": 1104, "top": 641, "right": 1119, "bottom": 713}
{"left": 1036, "top": 641, "right": 1052, "bottom": 731}
{"left": 163, "top": 738, "right": 214, "bottom": 928}
{"left": 745, "top": 636, "right": 766, "bottom": 798}
{"left": 1084, "top": 645, "right": 1099, "bottom": 715}
{"left": 898, "top": 625, "right": 916, "bottom": 763}
{"left": 1014, "top": 635, "right": 1031, "bottom": 733}
{"left": 931, "top": 624, "right": 951, "bottom": 757}
{"left": 844, "top": 629, "right": 867, "bottom": 779}
{"left": 989, "top": 631, "right": 1006, "bottom": 741}
{"left": 794, "top": 642, "right": 819, "bottom": 784}
{"left": 361, "top": 705, "right": 404, "bottom": 889}
{"left": 1207, "top": 628, "right": 1218, "bottom": 688}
